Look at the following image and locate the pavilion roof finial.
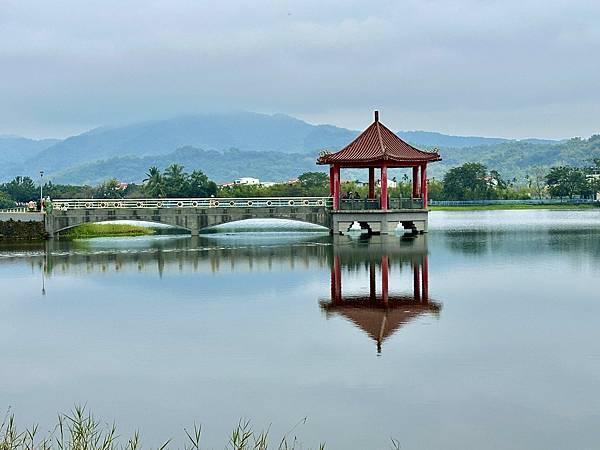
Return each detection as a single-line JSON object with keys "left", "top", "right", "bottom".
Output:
{"left": 374, "top": 110, "right": 379, "bottom": 122}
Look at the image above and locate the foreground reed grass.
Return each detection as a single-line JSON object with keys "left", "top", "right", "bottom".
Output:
{"left": 64, "top": 223, "right": 155, "bottom": 239}
{"left": 0, "top": 407, "right": 326, "bottom": 450}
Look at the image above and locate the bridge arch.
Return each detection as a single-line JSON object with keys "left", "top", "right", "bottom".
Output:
{"left": 199, "top": 216, "right": 330, "bottom": 233}
{"left": 52, "top": 219, "right": 194, "bottom": 236}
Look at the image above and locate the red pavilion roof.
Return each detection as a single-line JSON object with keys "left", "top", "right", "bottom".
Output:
{"left": 317, "top": 111, "right": 441, "bottom": 166}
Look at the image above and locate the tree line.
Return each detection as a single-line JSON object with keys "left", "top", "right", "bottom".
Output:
{"left": 1, "top": 161, "right": 599, "bottom": 209}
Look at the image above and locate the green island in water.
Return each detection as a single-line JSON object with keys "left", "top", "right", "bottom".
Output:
{"left": 62, "top": 223, "right": 156, "bottom": 239}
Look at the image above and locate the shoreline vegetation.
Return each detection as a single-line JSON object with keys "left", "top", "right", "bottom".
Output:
{"left": 62, "top": 223, "right": 156, "bottom": 239}
{"left": 0, "top": 407, "right": 328, "bottom": 450}
{"left": 2, "top": 160, "right": 600, "bottom": 210}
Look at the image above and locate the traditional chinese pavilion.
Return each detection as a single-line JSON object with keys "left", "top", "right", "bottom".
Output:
{"left": 317, "top": 111, "right": 441, "bottom": 234}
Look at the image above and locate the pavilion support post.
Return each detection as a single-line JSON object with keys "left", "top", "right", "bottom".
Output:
{"left": 329, "top": 166, "right": 334, "bottom": 196}
{"left": 332, "top": 165, "right": 341, "bottom": 210}
{"left": 421, "top": 255, "right": 429, "bottom": 302}
{"left": 330, "top": 266, "right": 336, "bottom": 302}
{"left": 368, "top": 167, "right": 375, "bottom": 199}
{"left": 381, "top": 256, "right": 389, "bottom": 304}
{"left": 413, "top": 263, "right": 421, "bottom": 302}
{"left": 333, "top": 255, "right": 342, "bottom": 302}
{"left": 412, "top": 166, "right": 420, "bottom": 199}
{"left": 380, "top": 165, "right": 388, "bottom": 211}
{"left": 369, "top": 262, "right": 376, "bottom": 301}
{"left": 420, "top": 164, "right": 428, "bottom": 208}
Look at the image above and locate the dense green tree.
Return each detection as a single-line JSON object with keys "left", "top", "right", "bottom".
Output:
{"left": 545, "top": 166, "right": 588, "bottom": 198}
{"left": 427, "top": 178, "right": 444, "bottom": 201}
{"left": 43, "top": 182, "right": 95, "bottom": 199}
{"left": 93, "top": 179, "right": 123, "bottom": 199}
{"left": 442, "top": 163, "right": 489, "bottom": 200}
{"left": 188, "top": 170, "right": 217, "bottom": 197}
{"left": 1, "top": 176, "right": 38, "bottom": 202}
{"left": 298, "top": 172, "right": 328, "bottom": 188}
{"left": 0, "top": 191, "right": 16, "bottom": 209}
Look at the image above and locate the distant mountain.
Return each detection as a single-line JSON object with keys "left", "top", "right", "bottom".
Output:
{"left": 24, "top": 112, "right": 358, "bottom": 175}
{"left": 0, "top": 135, "right": 59, "bottom": 164}
{"left": 0, "top": 111, "right": 595, "bottom": 185}
{"left": 434, "top": 136, "right": 600, "bottom": 179}
{"left": 397, "top": 130, "right": 558, "bottom": 148}
{"left": 50, "top": 146, "right": 320, "bottom": 185}
{"left": 49, "top": 136, "right": 600, "bottom": 186}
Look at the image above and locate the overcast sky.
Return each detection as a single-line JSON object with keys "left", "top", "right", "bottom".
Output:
{"left": 1, "top": 0, "right": 599, "bottom": 139}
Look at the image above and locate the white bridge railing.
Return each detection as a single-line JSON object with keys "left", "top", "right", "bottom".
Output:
{"left": 0, "top": 207, "right": 28, "bottom": 213}
{"left": 51, "top": 197, "right": 332, "bottom": 211}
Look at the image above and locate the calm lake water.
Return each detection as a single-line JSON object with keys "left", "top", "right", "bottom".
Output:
{"left": 1, "top": 210, "right": 600, "bottom": 450}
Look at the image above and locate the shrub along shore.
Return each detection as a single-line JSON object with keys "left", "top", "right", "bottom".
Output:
{"left": 0, "top": 219, "right": 47, "bottom": 240}
{"left": 0, "top": 407, "right": 328, "bottom": 450}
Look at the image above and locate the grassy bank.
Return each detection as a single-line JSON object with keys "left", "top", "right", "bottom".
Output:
{"left": 63, "top": 223, "right": 155, "bottom": 239}
{"left": 0, "top": 407, "right": 328, "bottom": 450}
{"left": 429, "top": 203, "right": 600, "bottom": 211}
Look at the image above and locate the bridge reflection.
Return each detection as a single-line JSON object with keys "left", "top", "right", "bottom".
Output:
{"left": 320, "top": 236, "right": 441, "bottom": 354}
{"left": 7, "top": 234, "right": 441, "bottom": 352}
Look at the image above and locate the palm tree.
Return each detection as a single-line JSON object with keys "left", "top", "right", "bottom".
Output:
{"left": 163, "top": 164, "right": 189, "bottom": 197}
{"left": 143, "top": 166, "right": 164, "bottom": 198}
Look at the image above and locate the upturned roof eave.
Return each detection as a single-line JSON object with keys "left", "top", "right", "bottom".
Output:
{"left": 316, "top": 154, "right": 441, "bottom": 166}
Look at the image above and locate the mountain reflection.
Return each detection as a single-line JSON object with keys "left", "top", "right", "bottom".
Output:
{"left": 321, "top": 235, "right": 441, "bottom": 354}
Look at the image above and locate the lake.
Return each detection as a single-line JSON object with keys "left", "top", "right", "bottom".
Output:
{"left": 1, "top": 209, "right": 599, "bottom": 450}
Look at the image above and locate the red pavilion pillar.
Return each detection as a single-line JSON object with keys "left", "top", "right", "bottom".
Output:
{"left": 420, "top": 163, "right": 428, "bottom": 208}
{"left": 381, "top": 256, "right": 389, "bottom": 305}
{"left": 413, "top": 263, "right": 421, "bottom": 302}
{"left": 381, "top": 165, "right": 388, "bottom": 210}
{"left": 369, "top": 262, "right": 376, "bottom": 301}
{"left": 412, "top": 166, "right": 420, "bottom": 198}
{"left": 368, "top": 167, "right": 375, "bottom": 199}
{"left": 421, "top": 254, "right": 429, "bottom": 302}
{"left": 332, "top": 255, "right": 342, "bottom": 302}
{"left": 329, "top": 166, "right": 334, "bottom": 196}
{"left": 332, "top": 165, "right": 341, "bottom": 210}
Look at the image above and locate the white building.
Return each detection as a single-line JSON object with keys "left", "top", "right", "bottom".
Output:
{"left": 376, "top": 179, "right": 397, "bottom": 189}
{"left": 234, "top": 177, "right": 260, "bottom": 185}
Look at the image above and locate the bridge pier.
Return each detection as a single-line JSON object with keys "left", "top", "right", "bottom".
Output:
{"left": 331, "top": 210, "right": 428, "bottom": 235}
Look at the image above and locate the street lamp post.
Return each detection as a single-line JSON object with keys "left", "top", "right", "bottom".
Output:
{"left": 39, "top": 170, "right": 44, "bottom": 212}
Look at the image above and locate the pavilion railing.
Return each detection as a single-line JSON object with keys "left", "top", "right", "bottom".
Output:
{"left": 340, "top": 198, "right": 424, "bottom": 210}
{"left": 51, "top": 197, "right": 332, "bottom": 211}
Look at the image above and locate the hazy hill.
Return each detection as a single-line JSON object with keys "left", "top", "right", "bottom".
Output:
{"left": 19, "top": 112, "right": 561, "bottom": 177}
{"left": 49, "top": 136, "right": 600, "bottom": 186}
{"left": 25, "top": 112, "right": 358, "bottom": 174}
{"left": 437, "top": 136, "right": 600, "bottom": 179}
{"left": 1, "top": 111, "right": 597, "bottom": 185}
{"left": 397, "top": 130, "right": 557, "bottom": 148}
{"left": 50, "top": 147, "right": 319, "bottom": 185}
{"left": 0, "top": 135, "right": 59, "bottom": 164}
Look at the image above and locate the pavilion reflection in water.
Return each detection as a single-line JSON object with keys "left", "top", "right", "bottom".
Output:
{"left": 320, "top": 236, "right": 441, "bottom": 354}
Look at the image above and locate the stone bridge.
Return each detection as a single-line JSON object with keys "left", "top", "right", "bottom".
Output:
{"left": 47, "top": 197, "right": 333, "bottom": 237}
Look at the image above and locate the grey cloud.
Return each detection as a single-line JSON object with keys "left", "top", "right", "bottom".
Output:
{"left": 1, "top": 0, "right": 599, "bottom": 138}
